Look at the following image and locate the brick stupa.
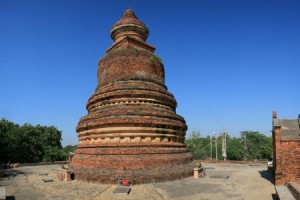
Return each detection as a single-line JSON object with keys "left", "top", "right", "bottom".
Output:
{"left": 70, "top": 9, "right": 193, "bottom": 183}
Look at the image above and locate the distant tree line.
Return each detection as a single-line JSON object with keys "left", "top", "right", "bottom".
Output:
{"left": 0, "top": 118, "right": 272, "bottom": 162}
{"left": 0, "top": 119, "right": 77, "bottom": 163}
{"left": 185, "top": 130, "right": 272, "bottom": 161}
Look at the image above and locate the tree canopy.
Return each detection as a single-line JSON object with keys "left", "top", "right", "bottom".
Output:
{"left": 0, "top": 119, "right": 71, "bottom": 163}
{"left": 185, "top": 130, "right": 272, "bottom": 161}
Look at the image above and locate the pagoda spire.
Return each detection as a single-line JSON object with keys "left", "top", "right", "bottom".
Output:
{"left": 110, "top": 9, "right": 149, "bottom": 42}
{"left": 107, "top": 9, "right": 155, "bottom": 53}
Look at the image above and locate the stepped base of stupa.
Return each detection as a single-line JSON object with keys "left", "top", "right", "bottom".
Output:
{"left": 70, "top": 146, "right": 193, "bottom": 183}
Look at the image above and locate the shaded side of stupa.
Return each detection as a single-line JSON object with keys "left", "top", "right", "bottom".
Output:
{"left": 70, "top": 9, "right": 194, "bottom": 183}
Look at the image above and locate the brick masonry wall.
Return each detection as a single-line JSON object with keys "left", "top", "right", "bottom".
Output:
{"left": 276, "top": 140, "right": 300, "bottom": 185}
{"left": 71, "top": 147, "right": 194, "bottom": 184}
{"left": 274, "top": 125, "right": 300, "bottom": 185}
{"left": 97, "top": 48, "right": 164, "bottom": 88}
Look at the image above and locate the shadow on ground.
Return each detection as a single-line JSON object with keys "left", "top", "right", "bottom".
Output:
{"left": 258, "top": 170, "right": 276, "bottom": 200}
{"left": 0, "top": 168, "right": 25, "bottom": 179}
{"left": 271, "top": 193, "right": 277, "bottom": 200}
{"left": 259, "top": 170, "right": 274, "bottom": 184}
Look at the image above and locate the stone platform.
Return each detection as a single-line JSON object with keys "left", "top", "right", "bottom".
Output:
{"left": 286, "top": 182, "right": 300, "bottom": 200}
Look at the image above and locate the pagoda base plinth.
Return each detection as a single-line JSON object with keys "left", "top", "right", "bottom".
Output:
{"left": 70, "top": 146, "right": 194, "bottom": 184}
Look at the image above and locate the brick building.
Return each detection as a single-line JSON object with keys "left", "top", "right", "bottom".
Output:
{"left": 272, "top": 111, "right": 300, "bottom": 185}
{"left": 70, "top": 9, "right": 194, "bottom": 183}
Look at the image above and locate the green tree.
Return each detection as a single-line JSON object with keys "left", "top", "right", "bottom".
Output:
{"left": 185, "top": 130, "right": 211, "bottom": 159}
{"left": 227, "top": 137, "right": 243, "bottom": 160}
{"left": 0, "top": 119, "right": 20, "bottom": 162}
{"left": 240, "top": 131, "right": 272, "bottom": 160}
{"left": 186, "top": 130, "right": 200, "bottom": 159}
{"left": 184, "top": 130, "right": 272, "bottom": 161}
{"left": 42, "top": 146, "right": 67, "bottom": 162}
{"left": 38, "top": 125, "right": 64, "bottom": 161}
{"left": 63, "top": 145, "right": 77, "bottom": 154}
{"left": 0, "top": 119, "right": 65, "bottom": 163}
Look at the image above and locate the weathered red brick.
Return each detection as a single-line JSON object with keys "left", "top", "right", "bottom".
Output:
{"left": 272, "top": 112, "right": 300, "bottom": 185}
{"left": 70, "top": 9, "right": 194, "bottom": 184}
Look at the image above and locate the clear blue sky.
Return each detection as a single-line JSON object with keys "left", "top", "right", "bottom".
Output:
{"left": 1, "top": 0, "right": 299, "bottom": 146}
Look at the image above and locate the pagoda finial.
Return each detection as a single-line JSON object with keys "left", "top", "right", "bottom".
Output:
{"left": 110, "top": 9, "right": 149, "bottom": 43}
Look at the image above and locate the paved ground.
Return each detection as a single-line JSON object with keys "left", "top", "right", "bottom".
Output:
{"left": 0, "top": 162, "right": 276, "bottom": 200}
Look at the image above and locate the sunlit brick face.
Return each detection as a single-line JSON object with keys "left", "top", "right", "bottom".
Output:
{"left": 70, "top": 9, "right": 193, "bottom": 184}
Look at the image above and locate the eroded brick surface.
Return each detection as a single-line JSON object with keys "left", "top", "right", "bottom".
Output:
{"left": 272, "top": 112, "right": 300, "bottom": 185}
{"left": 70, "top": 9, "right": 193, "bottom": 183}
